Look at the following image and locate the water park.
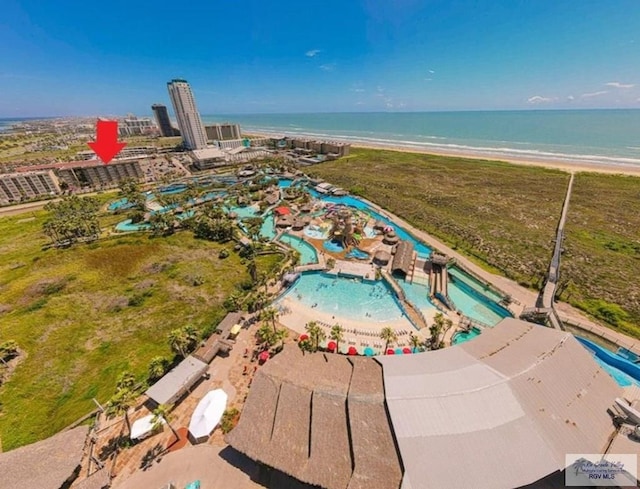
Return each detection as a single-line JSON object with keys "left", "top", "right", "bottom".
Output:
{"left": 106, "top": 169, "right": 640, "bottom": 388}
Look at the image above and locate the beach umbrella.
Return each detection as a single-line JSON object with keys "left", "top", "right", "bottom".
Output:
{"left": 188, "top": 389, "right": 228, "bottom": 440}
{"left": 258, "top": 351, "right": 270, "bottom": 363}
{"left": 299, "top": 334, "right": 309, "bottom": 342}
{"left": 395, "top": 348, "right": 404, "bottom": 355}
{"left": 348, "top": 346, "right": 358, "bottom": 356}
{"left": 130, "top": 414, "right": 164, "bottom": 441}
{"left": 364, "top": 347, "right": 375, "bottom": 356}
{"left": 327, "top": 341, "right": 337, "bottom": 352}
{"left": 402, "top": 347, "right": 412, "bottom": 354}
{"left": 386, "top": 349, "right": 396, "bottom": 355}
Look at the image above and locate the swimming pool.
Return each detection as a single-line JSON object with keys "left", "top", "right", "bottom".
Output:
{"left": 108, "top": 198, "right": 136, "bottom": 211}
{"left": 397, "top": 279, "right": 438, "bottom": 315}
{"left": 452, "top": 328, "right": 482, "bottom": 345}
{"left": 576, "top": 336, "right": 640, "bottom": 387}
{"left": 448, "top": 266, "right": 504, "bottom": 303}
{"left": 279, "top": 271, "right": 406, "bottom": 323}
{"left": 115, "top": 219, "right": 151, "bottom": 232}
{"left": 279, "top": 234, "right": 318, "bottom": 265}
{"left": 278, "top": 179, "right": 293, "bottom": 188}
{"left": 260, "top": 213, "right": 277, "bottom": 240}
{"left": 346, "top": 248, "right": 370, "bottom": 260}
{"left": 448, "top": 274, "right": 512, "bottom": 327}
{"left": 323, "top": 240, "right": 344, "bottom": 252}
{"left": 228, "top": 205, "right": 260, "bottom": 219}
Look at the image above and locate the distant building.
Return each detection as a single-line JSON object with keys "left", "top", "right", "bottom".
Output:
{"left": 0, "top": 170, "right": 60, "bottom": 204}
{"left": 205, "top": 123, "right": 241, "bottom": 141}
{"left": 273, "top": 137, "right": 350, "bottom": 157}
{"left": 167, "top": 79, "right": 208, "bottom": 150}
{"left": 16, "top": 159, "right": 144, "bottom": 189}
{"left": 118, "top": 115, "right": 158, "bottom": 137}
{"left": 191, "top": 148, "right": 227, "bottom": 170}
{"left": 76, "top": 146, "right": 157, "bottom": 161}
{"left": 151, "top": 104, "right": 179, "bottom": 137}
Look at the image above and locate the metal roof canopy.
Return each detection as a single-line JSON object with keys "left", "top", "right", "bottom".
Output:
{"left": 378, "top": 318, "right": 624, "bottom": 489}
{"left": 145, "top": 355, "right": 208, "bottom": 406}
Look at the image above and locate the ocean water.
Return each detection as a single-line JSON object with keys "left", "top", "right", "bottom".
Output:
{"left": 202, "top": 110, "right": 640, "bottom": 168}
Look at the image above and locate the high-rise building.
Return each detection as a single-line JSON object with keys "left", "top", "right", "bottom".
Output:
{"left": 205, "top": 123, "right": 241, "bottom": 141}
{"left": 151, "top": 104, "right": 178, "bottom": 137}
{"left": 118, "top": 115, "right": 158, "bottom": 137}
{"left": 166, "top": 79, "right": 208, "bottom": 150}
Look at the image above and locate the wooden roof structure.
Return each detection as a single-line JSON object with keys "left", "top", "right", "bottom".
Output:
{"left": 226, "top": 347, "right": 402, "bottom": 489}
{"left": 391, "top": 241, "right": 414, "bottom": 276}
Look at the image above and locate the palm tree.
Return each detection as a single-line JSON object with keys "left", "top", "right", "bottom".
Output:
{"left": 409, "top": 333, "right": 423, "bottom": 353}
{"left": 380, "top": 327, "right": 398, "bottom": 354}
{"left": 257, "top": 323, "right": 277, "bottom": 347}
{"left": 260, "top": 307, "right": 279, "bottom": 334}
{"left": 274, "top": 327, "right": 289, "bottom": 350}
{"left": 151, "top": 403, "right": 178, "bottom": 440}
{"left": 329, "top": 324, "right": 345, "bottom": 354}
{"left": 107, "top": 387, "right": 136, "bottom": 436}
{"left": 168, "top": 325, "right": 198, "bottom": 358}
{"left": 148, "top": 356, "right": 168, "bottom": 382}
{"left": 305, "top": 321, "right": 326, "bottom": 352}
{"left": 429, "top": 313, "right": 452, "bottom": 350}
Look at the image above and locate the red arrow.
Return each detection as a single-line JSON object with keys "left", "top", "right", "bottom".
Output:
{"left": 87, "top": 119, "right": 127, "bottom": 164}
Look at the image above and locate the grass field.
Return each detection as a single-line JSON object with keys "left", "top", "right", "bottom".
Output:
{"left": 0, "top": 204, "right": 283, "bottom": 450}
{"left": 308, "top": 148, "right": 569, "bottom": 287}
{"left": 561, "top": 173, "right": 640, "bottom": 337}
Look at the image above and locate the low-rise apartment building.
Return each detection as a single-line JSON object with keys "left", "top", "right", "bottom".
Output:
{"left": 0, "top": 170, "right": 61, "bottom": 204}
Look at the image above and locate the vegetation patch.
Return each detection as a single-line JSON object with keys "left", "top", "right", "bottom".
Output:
{"left": 561, "top": 173, "right": 640, "bottom": 336}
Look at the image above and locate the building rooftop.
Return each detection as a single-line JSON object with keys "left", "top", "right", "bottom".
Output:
{"left": 145, "top": 355, "right": 208, "bottom": 406}
{"left": 0, "top": 425, "right": 89, "bottom": 489}
{"left": 191, "top": 148, "right": 226, "bottom": 160}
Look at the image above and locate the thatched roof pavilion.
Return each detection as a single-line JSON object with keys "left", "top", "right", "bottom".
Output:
{"left": 373, "top": 250, "right": 391, "bottom": 265}
{"left": 383, "top": 231, "right": 399, "bottom": 245}
{"left": 430, "top": 252, "right": 449, "bottom": 267}
{"left": 292, "top": 217, "right": 305, "bottom": 230}
{"left": 373, "top": 220, "right": 386, "bottom": 230}
{"left": 0, "top": 425, "right": 89, "bottom": 489}
{"left": 226, "top": 347, "right": 402, "bottom": 489}
{"left": 276, "top": 215, "right": 294, "bottom": 228}
{"left": 300, "top": 205, "right": 312, "bottom": 213}
{"left": 391, "top": 240, "right": 414, "bottom": 276}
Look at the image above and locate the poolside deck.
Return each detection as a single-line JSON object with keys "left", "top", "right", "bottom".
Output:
{"left": 324, "top": 259, "right": 376, "bottom": 280}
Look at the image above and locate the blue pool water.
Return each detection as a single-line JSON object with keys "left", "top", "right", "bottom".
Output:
{"left": 260, "top": 213, "right": 277, "bottom": 240}
{"left": 115, "top": 219, "right": 151, "bottom": 232}
{"left": 448, "top": 266, "right": 504, "bottom": 303}
{"left": 576, "top": 337, "right": 640, "bottom": 387}
{"left": 108, "top": 198, "right": 136, "bottom": 211}
{"left": 279, "top": 272, "right": 405, "bottom": 323}
{"left": 279, "top": 234, "right": 318, "bottom": 265}
{"left": 323, "top": 240, "right": 344, "bottom": 252}
{"left": 397, "top": 280, "right": 438, "bottom": 315}
{"left": 452, "top": 328, "right": 482, "bottom": 344}
{"left": 448, "top": 275, "right": 511, "bottom": 327}
{"left": 229, "top": 205, "right": 260, "bottom": 218}
{"left": 278, "top": 179, "right": 293, "bottom": 188}
{"left": 346, "top": 248, "right": 370, "bottom": 260}
{"left": 307, "top": 191, "right": 432, "bottom": 257}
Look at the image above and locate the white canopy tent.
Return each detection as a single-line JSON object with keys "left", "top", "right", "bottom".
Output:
{"left": 188, "top": 389, "right": 228, "bottom": 440}
{"left": 130, "top": 414, "right": 165, "bottom": 441}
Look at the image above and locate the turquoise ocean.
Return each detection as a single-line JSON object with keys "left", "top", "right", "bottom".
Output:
{"left": 202, "top": 110, "right": 640, "bottom": 169}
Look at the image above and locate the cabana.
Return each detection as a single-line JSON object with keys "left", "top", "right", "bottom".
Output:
{"left": 383, "top": 231, "right": 399, "bottom": 245}
{"left": 274, "top": 206, "right": 291, "bottom": 216}
{"left": 276, "top": 214, "right": 294, "bottom": 228}
{"left": 373, "top": 250, "right": 391, "bottom": 266}
{"left": 145, "top": 355, "right": 208, "bottom": 406}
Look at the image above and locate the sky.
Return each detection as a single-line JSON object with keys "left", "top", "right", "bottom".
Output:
{"left": 1, "top": 0, "right": 639, "bottom": 116}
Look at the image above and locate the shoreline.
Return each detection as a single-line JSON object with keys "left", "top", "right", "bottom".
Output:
{"left": 249, "top": 131, "right": 640, "bottom": 177}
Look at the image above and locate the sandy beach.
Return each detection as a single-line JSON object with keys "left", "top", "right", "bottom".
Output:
{"left": 252, "top": 131, "right": 640, "bottom": 176}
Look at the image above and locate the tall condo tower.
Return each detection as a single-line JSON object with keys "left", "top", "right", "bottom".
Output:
{"left": 166, "top": 79, "right": 208, "bottom": 150}
{"left": 151, "top": 103, "right": 177, "bottom": 137}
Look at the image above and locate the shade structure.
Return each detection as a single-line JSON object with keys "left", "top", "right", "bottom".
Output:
{"left": 386, "top": 349, "right": 396, "bottom": 355}
{"left": 274, "top": 206, "right": 291, "bottom": 216}
{"left": 130, "top": 414, "right": 164, "bottom": 440}
{"left": 188, "top": 389, "right": 228, "bottom": 440}
{"left": 373, "top": 250, "right": 391, "bottom": 265}
{"left": 395, "top": 348, "right": 404, "bottom": 355}
{"left": 364, "top": 347, "right": 375, "bottom": 356}
{"left": 229, "top": 324, "right": 242, "bottom": 336}
{"left": 327, "top": 341, "right": 337, "bottom": 351}
{"left": 347, "top": 346, "right": 358, "bottom": 356}
{"left": 299, "top": 334, "right": 309, "bottom": 341}
{"left": 402, "top": 347, "right": 412, "bottom": 354}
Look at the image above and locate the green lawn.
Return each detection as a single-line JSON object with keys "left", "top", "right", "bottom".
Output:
{"left": 0, "top": 206, "right": 282, "bottom": 450}
{"left": 561, "top": 173, "right": 640, "bottom": 337}
{"left": 309, "top": 148, "right": 569, "bottom": 287}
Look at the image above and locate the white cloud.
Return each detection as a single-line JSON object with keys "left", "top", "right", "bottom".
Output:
{"left": 605, "top": 81, "right": 635, "bottom": 89}
{"left": 350, "top": 88, "right": 365, "bottom": 93}
{"left": 319, "top": 63, "right": 335, "bottom": 72}
{"left": 581, "top": 90, "right": 608, "bottom": 98}
{"left": 305, "top": 49, "right": 321, "bottom": 57}
{"left": 527, "top": 95, "right": 555, "bottom": 104}
{"left": 428, "top": 70, "right": 435, "bottom": 74}
{"left": 424, "top": 78, "right": 432, "bottom": 82}
{"left": 567, "top": 95, "right": 575, "bottom": 101}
